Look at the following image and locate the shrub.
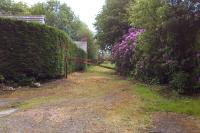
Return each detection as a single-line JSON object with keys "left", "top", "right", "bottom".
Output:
{"left": 0, "top": 18, "right": 86, "bottom": 85}
{"left": 0, "top": 75, "right": 5, "bottom": 83}
{"left": 67, "top": 40, "right": 87, "bottom": 73}
{"left": 0, "top": 18, "right": 68, "bottom": 82}
{"left": 112, "top": 28, "right": 144, "bottom": 76}
{"left": 170, "top": 72, "right": 189, "bottom": 93}
{"left": 75, "top": 48, "right": 87, "bottom": 71}
{"left": 115, "top": 0, "right": 200, "bottom": 93}
{"left": 15, "top": 74, "right": 35, "bottom": 86}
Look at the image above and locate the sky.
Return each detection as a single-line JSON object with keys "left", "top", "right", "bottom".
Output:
{"left": 14, "top": 0, "right": 105, "bottom": 32}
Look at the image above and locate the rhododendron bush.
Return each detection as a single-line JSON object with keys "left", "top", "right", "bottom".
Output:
{"left": 111, "top": 0, "right": 200, "bottom": 94}
{"left": 112, "top": 28, "right": 144, "bottom": 75}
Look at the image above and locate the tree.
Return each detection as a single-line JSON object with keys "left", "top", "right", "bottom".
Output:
{"left": 170, "top": 0, "right": 200, "bottom": 13}
{"left": 73, "top": 21, "right": 98, "bottom": 60}
{"left": 30, "top": 0, "right": 73, "bottom": 31}
{"left": 0, "top": 0, "right": 29, "bottom": 15}
{"left": 95, "top": 0, "right": 131, "bottom": 50}
{"left": 0, "top": 0, "right": 13, "bottom": 15}
{"left": 30, "top": 0, "right": 90, "bottom": 41}
{"left": 12, "top": 2, "right": 30, "bottom": 15}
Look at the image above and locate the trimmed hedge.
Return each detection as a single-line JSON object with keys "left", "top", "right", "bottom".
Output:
{"left": 67, "top": 39, "right": 87, "bottom": 73}
{"left": 0, "top": 18, "right": 86, "bottom": 85}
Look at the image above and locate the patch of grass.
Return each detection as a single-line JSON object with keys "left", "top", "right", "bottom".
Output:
{"left": 16, "top": 97, "right": 49, "bottom": 110}
{"left": 133, "top": 83, "right": 200, "bottom": 117}
{"left": 87, "top": 66, "right": 115, "bottom": 76}
{"left": 14, "top": 96, "right": 65, "bottom": 110}
{"left": 101, "top": 61, "right": 116, "bottom": 69}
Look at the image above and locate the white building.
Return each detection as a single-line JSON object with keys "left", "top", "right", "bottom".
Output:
{"left": 74, "top": 41, "right": 87, "bottom": 53}
{"left": 0, "top": 15, "right": 45, "bottom": 24}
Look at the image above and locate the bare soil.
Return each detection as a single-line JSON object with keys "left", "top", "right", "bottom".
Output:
{"left": 0, "top": 67, "right": 146, "bottom": 133}
{"left": 151, "top": 112, "right": 200, "bottom": 133}
{"left": 0, "top": 67, "right": 199, "bottom": 133}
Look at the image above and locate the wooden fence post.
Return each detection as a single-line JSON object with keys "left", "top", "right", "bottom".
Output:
{"left": 64, "top": 56, "right": 68, "bottom": 78}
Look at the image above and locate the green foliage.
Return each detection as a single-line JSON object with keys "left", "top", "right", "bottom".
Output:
{"left": 31, "top": 1, "right": 66, "bottom": 28}
{"left": 170, "top": 72, "right": 189, "bottom": 93}
{"left": 88, "top": 41, "right": 98, "bottom": 60}
{"left": 30, "top": 1, "right": 75, "bottom": 37}
{"left": 0, "top": 75, "right": 5, "bottom": 83}
{"left": 16, "top": 75, "right": 36, "bottom": 86}
{"left": 0, "top": 0, "right": 95, "bottom": 40}
{"left": 129, "top": 0, "right": 170, "bottom": 30}
{"left": 75, "top": 48, "right": 87, "bottom": 71}
{"left": 30, "top": 0, "right": 98, "bottom": 59}
{"left": 95, "top": 0, "right": 131, "bottom": 50}
{"left": 30, "top": 0, "right": 87, "bottom": 41}
{"left": 128, "top": 0, "right": 200, "bottom": 93}
{"left": 0, "top": 0, "right": 30, "bottom": 15}
{"left": 86, "top": 32, "right": 98, "bottom": 60}
{"left": 134, "top": 84, "right": 200, "bottom": 117}
{"left": 67, "top": 41, "right": 87, "bottom": 72}
{"left": 11, "top": 2, "right": 30, "bottom": 15}
{"left": 101, "top": 61, "right": 115, "bottom": 69}
{"left": 0, "top": 18, "right": 86, "bottom": 85}
{"left": 0, "top": 18, "right": 66, "bottom": 82}
{"left": 1, "top": 0, "right": 98, "bottom": 63}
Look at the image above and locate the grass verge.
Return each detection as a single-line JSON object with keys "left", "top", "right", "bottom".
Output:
{"left": 133, "top": 83, "right": 200, "bottom": 117}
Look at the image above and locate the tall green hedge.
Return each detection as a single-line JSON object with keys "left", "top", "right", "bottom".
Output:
{"left": 67, "top": 40, "right": 87, "bottom": 73}
{"left": 0, "top": 18, "right": 86, "bottom": 85}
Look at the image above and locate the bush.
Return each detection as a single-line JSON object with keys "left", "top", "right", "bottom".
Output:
{"left": 113, "top": 0, "right": 200, "bottom": 94}
{"left": 75, "top": 48, "right": 87, "bottom": 71}
{"left": 0, "top": 18, "right": 86, "bottom": 85}
{"left": 0, "top": 18, "right": 67, "bottom": 82}
{"left": 16, "top": 75, "right": 35, "bottom": 86}
{"left": 112, "top": 28, "right": 144, "bottom": 76}
{"left": 134, "top": 5, "right": 200, "bottom": 93}
{"left": 170, "top": 72, "right": 189, "bottom": 93}
{"left": 0, "top": 75, "right": 5, "bottom": 83}
{"left": 67, "top": 40, "right": 87, "bottom": 73}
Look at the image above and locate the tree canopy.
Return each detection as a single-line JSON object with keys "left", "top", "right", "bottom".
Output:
{"left": 30, "top": 0, "right": 84, "bottom": 40}
{"left": 95, "top": 0, "right": 131, "bottom": 50}
{"left": 30, "top": 0, "right": 97, "bottom": 59}
{"left": 0, "top": 0, "right": 29, "bottom": 15}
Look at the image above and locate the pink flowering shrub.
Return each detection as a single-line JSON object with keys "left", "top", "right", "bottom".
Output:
{"left": 112, "top": 28, "right": 144, "bottom": 75}
{"left": 112, "top": 26, "right": 199, "bottom": 94}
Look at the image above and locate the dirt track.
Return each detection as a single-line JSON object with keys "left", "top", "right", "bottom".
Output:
{"left": 0, "top": 67, "right": 147, "bottom": 133}
{"left": 0, "top": 67, "right": 199, "bottom": 133}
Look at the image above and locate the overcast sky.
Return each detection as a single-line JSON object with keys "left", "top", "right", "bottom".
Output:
{"left": 14, "top": 0, "right": 105, "bottom": 32}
